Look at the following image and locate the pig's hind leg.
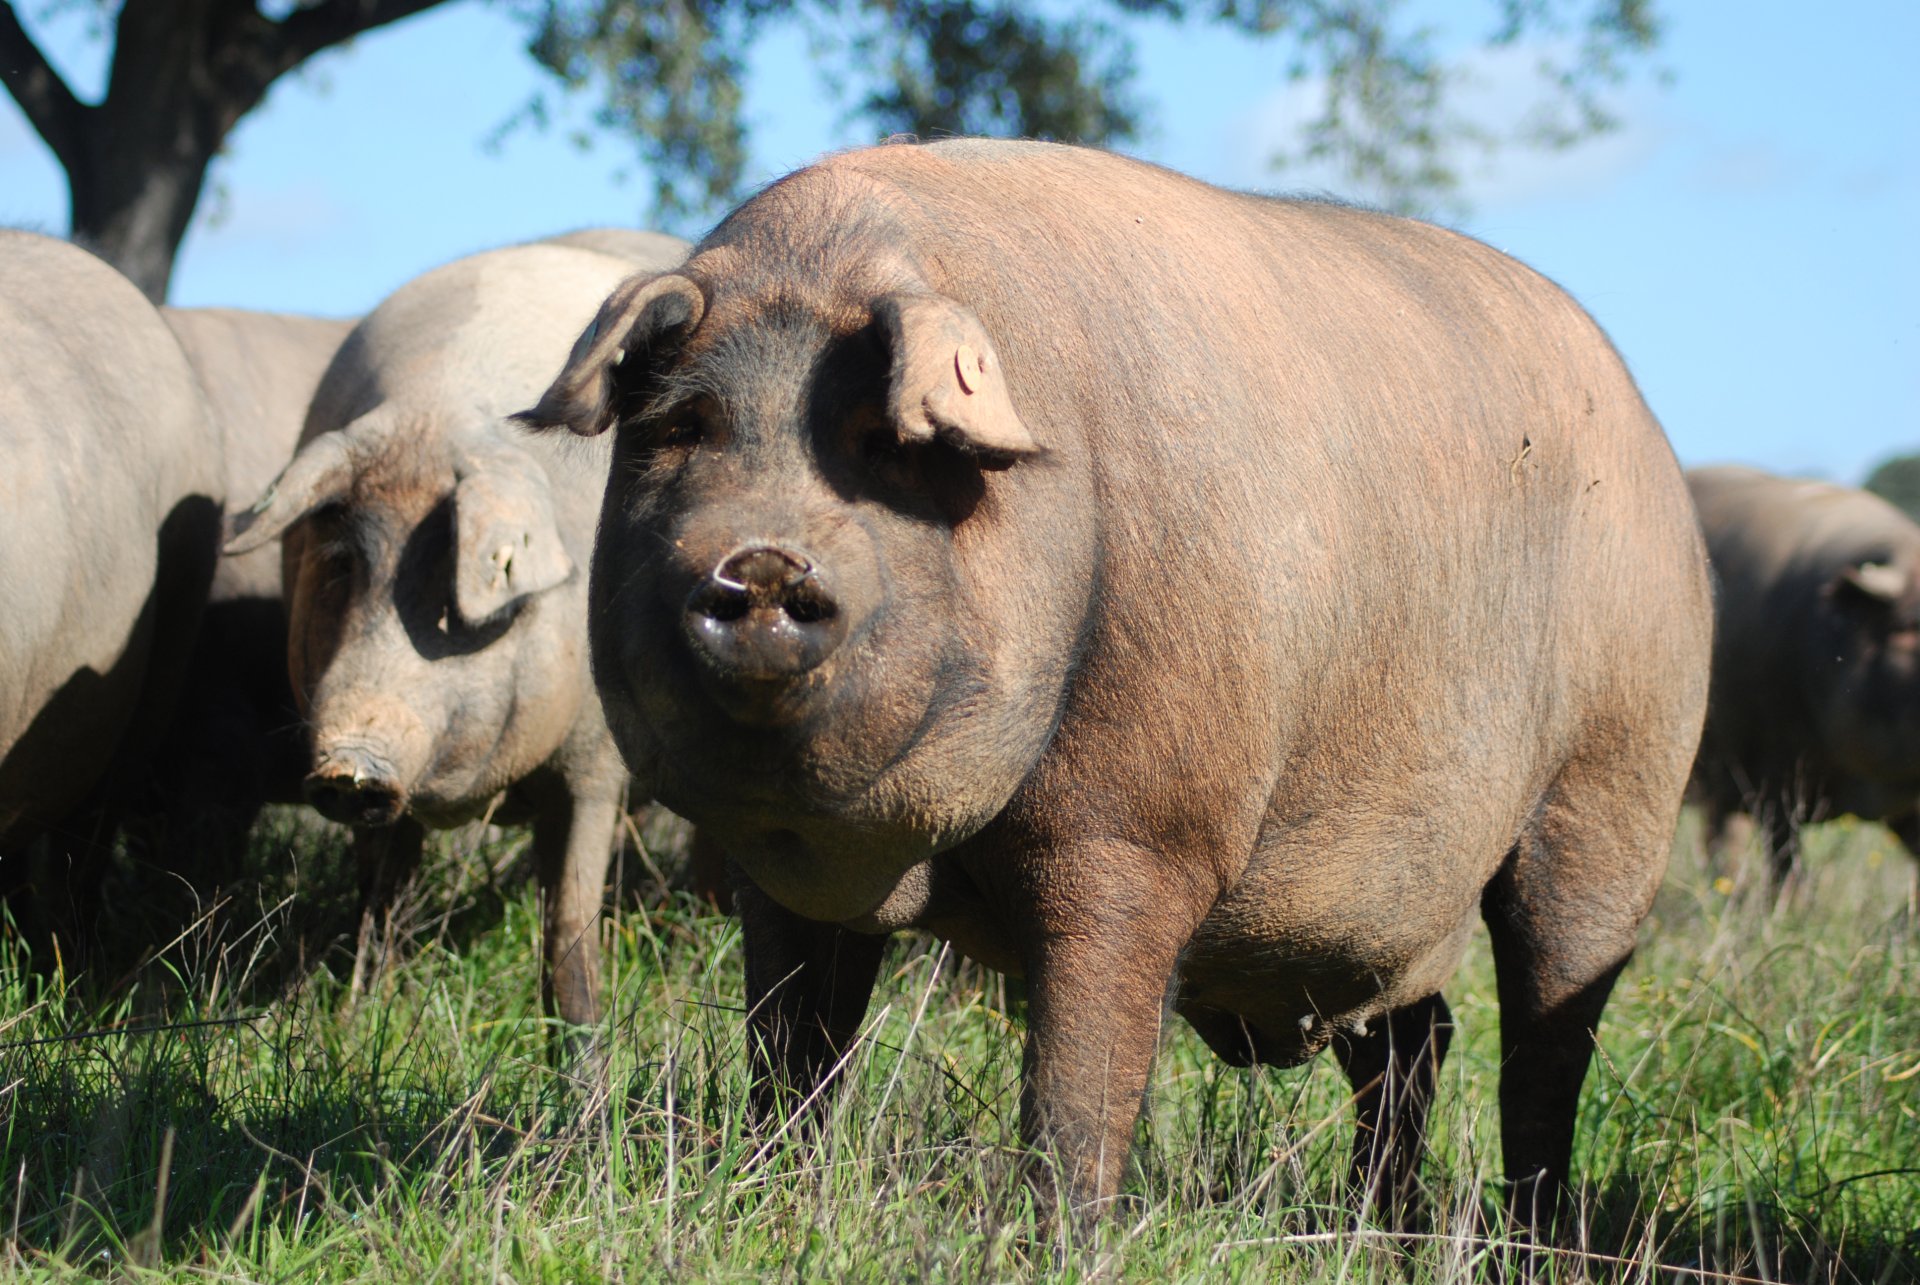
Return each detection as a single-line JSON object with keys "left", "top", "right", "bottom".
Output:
{"left": 1480, "top": 749, "right": 1674, "bottom": 1246}
{"left": 1329, "top": 992, "right": 1454, "bottom": 1233}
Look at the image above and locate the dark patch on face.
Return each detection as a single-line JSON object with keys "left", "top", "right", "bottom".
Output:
{"left": 602, "top": 293, "right": 705, "bottom": 440}
{"left": 393, "top": 496, "right": 521, "bottom": 659}
{"left": 300, "top": 495, "right": 518, "bottom": 665}
{"left": 290, "top": 502, "right": 374, "bottom": 683}
{"left": 608, "top": 302, "right": 989, "bottom": 529}
{"left": 304, "top": 502, "right": 375, "bottom": 595}
{"left": 803, "top": 320, "right": 988, "bottom": 527}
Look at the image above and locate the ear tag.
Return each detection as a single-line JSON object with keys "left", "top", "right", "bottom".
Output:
{"left": 955, "top": 344, "right": 981, "bottom": 395}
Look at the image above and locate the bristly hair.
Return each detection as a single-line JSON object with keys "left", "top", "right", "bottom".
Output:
{"left": 637, "top": 301, "right": 838, "bottom": 429}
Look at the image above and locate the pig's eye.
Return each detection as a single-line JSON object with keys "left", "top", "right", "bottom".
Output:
{"left": 620, "top": 396, "right": 717, "bottom": 462}
{"left": 861, "top": 428, "right": 920, "bottom": 489}
{"left": 858, "top": 426, "right": 985, "bottom": 523}
{"left": 308, "top": 509, "right": 363, "bottom": 577}
{"left": 659, "top": 417, "right": 704, "bottom": 448}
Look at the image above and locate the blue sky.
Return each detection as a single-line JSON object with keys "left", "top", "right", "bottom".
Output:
{"left": 2, "top": 2, "right": 1914, "bottom": 481}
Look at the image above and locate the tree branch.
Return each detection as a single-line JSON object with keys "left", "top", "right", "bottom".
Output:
{"left": 273, "top": 0, "right": 451, "bottom": 73}
{"left": 0, "top": 1, "right": 88, "bottom": 166}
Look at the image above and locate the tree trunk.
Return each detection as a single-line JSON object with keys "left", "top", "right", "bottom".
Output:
{"left": 62, "top": 0, "right": 269, "bottom": 301}
{"left": 2, "top": 0, "right": 446, "bottom": 302}
{"left": 67, "top": 115, "right": 223, "bottom": 303}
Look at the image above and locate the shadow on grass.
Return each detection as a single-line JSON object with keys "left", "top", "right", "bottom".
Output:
{"left": 1578, "top": 1163, "right": 1920, "bottom": 1284}
{"left": 0, "top": 817, "right": 553, "bottom": 1266}
{"left": 10, "top": 797, "right": 707, "bottom": 1017}
{"left": 0, "top": 803, "right": 741, "bottom": 1270}
{"left": 0, "top": 993, "right": 548, "bottom": 1265}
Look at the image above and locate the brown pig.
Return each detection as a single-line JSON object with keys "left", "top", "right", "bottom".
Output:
{"left": 0, "top": 233, "right": 222, "bottom": 869}
{"left": 226, "top": 234, "right": 687, "bottom": 1028}
{"left": 522, "top": 140, "right": 1711, "bottom": 1233}
{"left": 1688, "top": 464, "right": 1920, "bottom": 881}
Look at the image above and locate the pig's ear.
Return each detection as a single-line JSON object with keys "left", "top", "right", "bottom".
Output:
{"left": 514, "top": 272, "right": 705, "bottom": 437}
{"left": 872, "top": 292, "right": 1039, "bottom": 463}
{"left": 224, "top": 430, "right": 355, "bottom": 555}
{"left": 1836, "top": 560, "right": 1911, "bottom": 605}
{"left": 451, "top": 444, "right": 574, "bottom": 625}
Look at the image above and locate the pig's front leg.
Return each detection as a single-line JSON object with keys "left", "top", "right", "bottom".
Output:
{"left": 534, "top": 787, "right": 622, "bottom": 1034}
{"left": 737, "top": 878, "right": 891, "bottom": 1128}
{"left": 1013, "top": 843, "right": 1213, "bottom": 1223}
{"left": 350, "top": 817, "right": 426, "bottom": 998}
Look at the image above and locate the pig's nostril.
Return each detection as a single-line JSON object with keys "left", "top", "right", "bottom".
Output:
{"left": 688, "top": 577, "right": 752, "bottom": 623}
{"left": 716, "top": 546, "right": 810, "bottom": 595}
{"left": 693, "top": 545, "right": 838, "bottom": 624}
{"left": 783, "top": 575, "right": 837, "bottom": 624}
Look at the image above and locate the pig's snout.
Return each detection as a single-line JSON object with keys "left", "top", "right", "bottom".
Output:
{"left": 685, "top": 544, "right": 847, "bottom": 681}
{"left": 305, "top": 747, "right": 408, "bottom": 828}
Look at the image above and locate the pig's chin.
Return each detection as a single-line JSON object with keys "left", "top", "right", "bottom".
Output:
{"left": 713, "top": 823, "right": 937, "bottom": 925}
{"left": 689, "top": 665, "right": 837, "bottom": 730}
{"left": 622, "top": 622, "right": 935, "bottom": 813}
{"left": 404, "top": 788, "right": 500, "bottom": 830}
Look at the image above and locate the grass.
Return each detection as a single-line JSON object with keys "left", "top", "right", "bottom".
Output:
{"left": 0, "top": 809, "right": 1914, "bottom": 1281}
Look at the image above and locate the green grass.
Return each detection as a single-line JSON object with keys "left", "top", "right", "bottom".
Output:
{"left": 0, "top": 811, "right": 1914, "bottom": 1281}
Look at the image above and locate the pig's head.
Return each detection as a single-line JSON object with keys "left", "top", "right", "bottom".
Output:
{"left": 518, "top": 259, "right": 1094, "bottom": 921}
{"left": 1818, "top": 554, "right": 1920, "bottom": 786}
{"left": 227, "top": 411, "right": 586, "bottom": 829}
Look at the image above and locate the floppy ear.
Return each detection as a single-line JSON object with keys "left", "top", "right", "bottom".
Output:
{"left": 224, "top": 430, "right": 356, "bottom": 555}
{"left": 451, "top": 439, "right": 574, "bottom": 625}
{"left": 514, "top": 272, "right": 705, "bottom": 438}
{"left": 872, "top": 292, "right": 1039, "bottom": 462}
{"left": 1836, "top": 559, "right": 1911, "bottom": 606}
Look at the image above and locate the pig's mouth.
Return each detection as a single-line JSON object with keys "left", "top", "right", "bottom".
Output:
{"left": 305, "top": 745, "right": 409, "bottom": 827}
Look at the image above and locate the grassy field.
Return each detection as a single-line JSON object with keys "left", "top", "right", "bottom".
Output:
{"left": 0, "top": 810, "right": 1914, "bottom": 1282}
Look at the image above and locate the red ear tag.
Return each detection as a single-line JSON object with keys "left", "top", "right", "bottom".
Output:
{"left": 954, "top": 344, "right": 980, "bottom": 395}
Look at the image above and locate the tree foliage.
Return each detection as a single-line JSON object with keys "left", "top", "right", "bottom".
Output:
{"left": 522, "top": 0, "right": 1663, "bottom": 219}
{"left": 1863, "top": 453, "right": 1920, "bottom": 524}
{"left": 0, "top": 0, "right": 1661, "bottom": 299}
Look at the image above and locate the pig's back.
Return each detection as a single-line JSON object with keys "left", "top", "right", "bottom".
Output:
{"left": 0, "top": 233, "right": 221, "bottom": 836}
{"left": 828, "top": 140, "right": 1706, "bottom": 780}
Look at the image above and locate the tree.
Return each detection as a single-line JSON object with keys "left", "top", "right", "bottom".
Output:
{"left": 1863, "top": 453, "right": 1920, "bottom": 523}
{"left": 0, "top": 0, "right": 1661, "bottom": 301}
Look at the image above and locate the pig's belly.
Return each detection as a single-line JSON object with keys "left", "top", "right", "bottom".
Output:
{"left": 1172, "top": 832, "right": 1499, "bottom": 1067}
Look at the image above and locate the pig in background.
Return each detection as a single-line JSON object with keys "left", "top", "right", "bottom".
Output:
{"left": 1689, "top": 464, "right": 1920, "bottom": 883}
{"left": 524, "top": 138, "right": 1712, "bottom": 1237}
{"left": 227, "top": 232, "right": 689, "bottom": 1030}
{"left": 0, "top": 232, "right": 223, "bottom": 922}
{"left": 133, "top": 307, "right": 357, "bottom": 877}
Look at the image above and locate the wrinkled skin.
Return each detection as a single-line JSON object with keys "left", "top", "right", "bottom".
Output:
{"left": 1688, "top": 465, "right": 1920, "bottom": 881}
{"left": 0, "top": 232, "right": 222, "bottom": 876}
{"left": 229, "top": 235, "right": 688, "bottom": 1029}
{"left": 525, "top": 140, "right": 1712, "bottom": 1235}
{"left": 144, "top": 308, "right": 354, "bottom": 867}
